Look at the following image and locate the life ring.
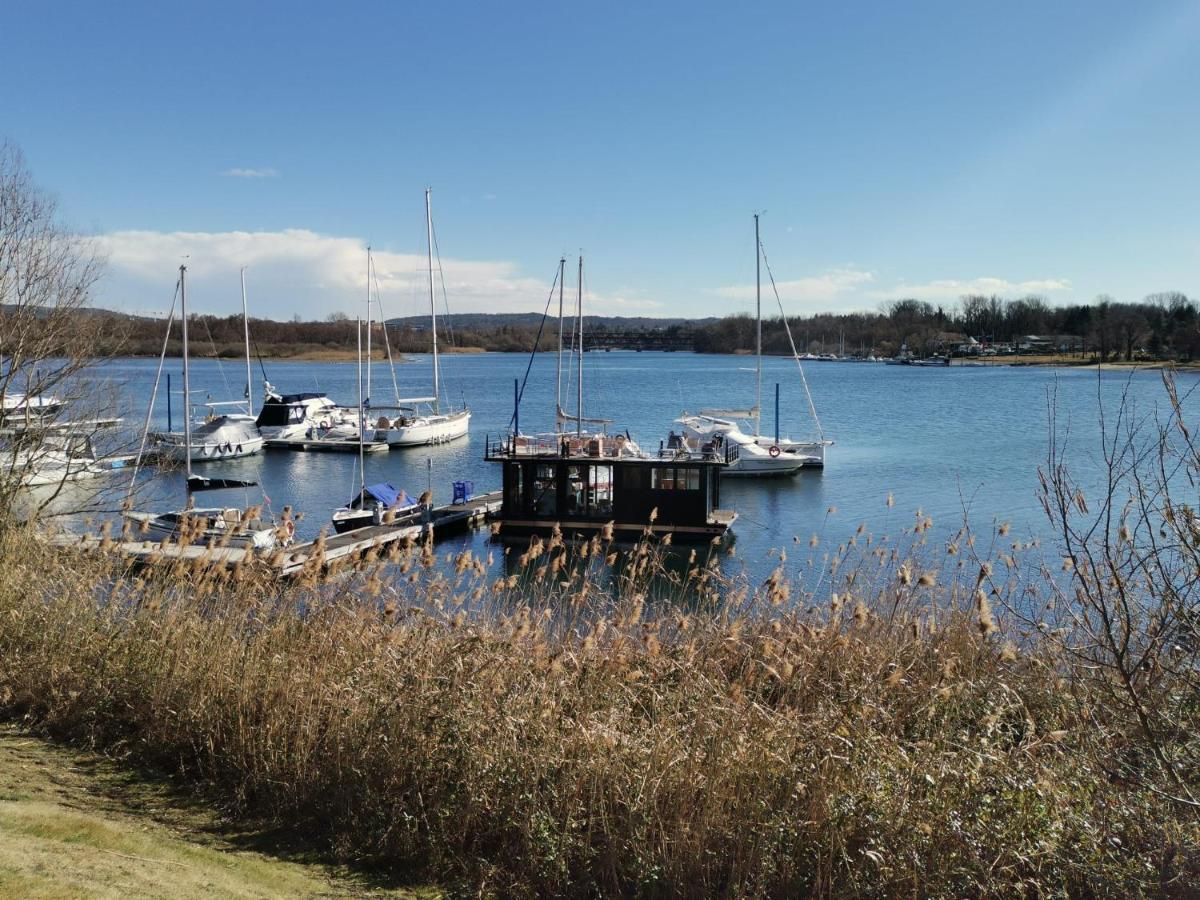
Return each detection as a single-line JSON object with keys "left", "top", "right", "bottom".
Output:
{"left": 768, "top": 445, "right": 781, "bottom": 458}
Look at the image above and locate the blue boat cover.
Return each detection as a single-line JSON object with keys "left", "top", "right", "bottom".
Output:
{"left": 364, "top": 482, "right": 410, "bottom": 508}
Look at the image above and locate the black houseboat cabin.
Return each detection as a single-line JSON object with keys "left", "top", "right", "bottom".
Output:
{"left": 485, "top": 432, "right": 737, "bottom": 542}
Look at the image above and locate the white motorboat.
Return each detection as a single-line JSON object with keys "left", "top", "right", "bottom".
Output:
{"left": 15, "top": 432, "right": 106, "bottom": 486}
{"left": 254, "top": 386, "right": 361, "bottom": 441}
{"left": 0, "top": 392, "right": 64, "bottom": 424}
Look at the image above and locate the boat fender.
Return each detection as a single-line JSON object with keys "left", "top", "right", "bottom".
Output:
{"left": 235, "top": 444, "right": 242, "bottom": 454}
{"left": 769, "top": 445, "right": 781, "bottom": 458}
{"left": 224, "top": 442, "right": 233, "bottom": 454}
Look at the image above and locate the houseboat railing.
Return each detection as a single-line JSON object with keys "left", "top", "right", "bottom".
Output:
{"left": 484, "top": 432, "right": 643, "bottom": 461}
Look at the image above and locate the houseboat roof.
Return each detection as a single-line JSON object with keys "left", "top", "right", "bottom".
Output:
{"left": 485, "top": 432, "right": 732, "bottom": 466}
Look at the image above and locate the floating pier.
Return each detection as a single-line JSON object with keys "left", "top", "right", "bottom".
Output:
{"left": 264, "top": 436, "right": 389, "bottom": 453}
{"left": 47, "top": 490, "right": 504, "bottom": 578}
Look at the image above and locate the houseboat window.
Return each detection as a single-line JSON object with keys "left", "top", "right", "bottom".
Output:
{"left": 505, "top": 464, "right": 523, "bottom": 510}
{"left": 565, "top": 465, "right": 586, "bottom": 517}
{"left": 533, "top": 463, "right": 557, "bottom": 516}
{"left": 651, "top": 466, "right": 701, "bottom": 491}
{"left": 624, "top": 466, "right": 650, "bottom": 490}
{"left": 589, "top": 464, "right": 613, "bottom": 516}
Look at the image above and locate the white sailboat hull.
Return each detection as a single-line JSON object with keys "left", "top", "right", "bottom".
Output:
{"left": 751, "top": 437, "right": 829, "bottom": 468}
{"left": 723, "top": 448, "right": 805, "bottom": 476}
{"left": 381, "top": 409, "right": 471, "bottom": 447}
{"left": 154, "top": 434, "right": 265, "bottom": 462}
{"left": 153, "top": 416, "right": 265, "bottom": 463}
{"left": 19, "top": 454, "right": 105, "bottom": 487}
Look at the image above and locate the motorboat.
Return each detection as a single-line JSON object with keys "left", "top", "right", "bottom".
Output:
{"left": 331, "top": 481, "right": 419, "bottom": 534}
{"left": 127, "top": 506, "right": 285, "bottom": 550}
{"left": 255, "top": 385, "right": 361, "bottom": 441}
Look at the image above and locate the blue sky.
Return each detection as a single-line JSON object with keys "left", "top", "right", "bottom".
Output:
{"left": 5, "top": 1, "right": 1199, "bottom": 320}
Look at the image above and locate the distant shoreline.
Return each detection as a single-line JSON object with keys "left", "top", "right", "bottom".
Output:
{"left": 100, "top": 346, "right": 1200, "bottom": 369}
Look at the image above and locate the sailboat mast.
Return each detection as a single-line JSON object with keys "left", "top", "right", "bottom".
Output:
{"left": 180, "top": 264, "right": 192, "bottom": 482}
{"left": 356, "top": 317, "right": 365, "bottom": 492}
{"left": 554, "top": 256, "right": 565, "bottom": 430}
{"left": 425, "top": 188, "right": 441, "bottom": 413}
{"left": 576, "top": 255, "right": 584, "bottom": 438}
{"left": 755, "top": 213, "right": 762, "bottom": 438}
{"left": 365, "top": 247, "right": 372, "bottom": 407}
{"left": 240, "top": 267, "right": 252, "bottom": 413}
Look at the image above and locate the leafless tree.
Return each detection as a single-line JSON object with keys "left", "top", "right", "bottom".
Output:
{"left": 0, "top": 140, "right": 124, "bottom": 522}
{"left": 1032, "top": 372, "right": 1200, "bottom": 806}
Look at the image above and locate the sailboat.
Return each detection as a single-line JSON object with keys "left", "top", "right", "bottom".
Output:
{"left": 128, "top": 265, "right": 289, "bottom": 550}
{"left": 330, "top": 319, "right": 418, "bottom": 533}
{"left": 369, "top": 188, "right": 470, "bottom": 447}
{"left": 151, "top": 268, "right": 264, "bottom": 461}
{"left": 677, "top": 213, "right": 832, "bottom": 473}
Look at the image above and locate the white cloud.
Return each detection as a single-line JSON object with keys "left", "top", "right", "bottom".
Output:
{"left": 94, "top": 228, "right": 655, "bottom": 319}
{"left": 868, "top": 276, "right": 1071, "bottom": 302}
{"left": 711, "top": 268, "right": 1073, "bottom": 314}
{"left": 715, "top": 268, "right": 876, "bottom": 312}
{"left": 222, "top": 167, "right": 280, "bottom": 179}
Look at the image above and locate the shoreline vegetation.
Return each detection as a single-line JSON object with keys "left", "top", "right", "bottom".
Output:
{"left": 21, "top": 293, "right": 1200, "bottom": 367}
{"left": 2, "top": 375, "right": 1198, "bottom": 896}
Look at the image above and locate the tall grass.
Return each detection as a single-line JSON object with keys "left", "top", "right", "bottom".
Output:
{"left": 0, "top": 502, "right": 1195, "bottom": 897}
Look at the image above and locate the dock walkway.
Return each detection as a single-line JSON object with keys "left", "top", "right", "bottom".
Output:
{"left": 47, "top": 491, "right": 504, "bottom": 578}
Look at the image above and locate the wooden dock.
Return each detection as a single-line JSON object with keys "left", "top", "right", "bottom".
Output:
{"left": 47, "top": 490, "right": 504, "bottom": 578}
{"left": 264, "top": 437, "right": 389, "bottom": 453}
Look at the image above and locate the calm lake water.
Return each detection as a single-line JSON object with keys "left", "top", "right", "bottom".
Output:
{"left": 67, "top": 352, "right": 1198, "bottom": 582}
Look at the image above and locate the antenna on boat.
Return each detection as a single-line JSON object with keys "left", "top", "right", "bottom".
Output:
{"left": 240, "top": 267, "right": 253, "bottom": 413}
{"left": 554, "top": 256, "right": 566, "bottom": 432}
{"left": 365, "top": 246, "right": 373, "bottom": 408}
{"left": 576, "top": 254, "right": 584, "bottom": 438}
{"left": 356, "top": 317, "right": 366, "bottom": 497}
{"left": 754, "top": 212, "right": 762, "bottom": 440}
{"left": 180, "top": 263, "right": 192, "bottom": 492}
{"left": 425, "top": 188, "right": 441, "bottom": 414}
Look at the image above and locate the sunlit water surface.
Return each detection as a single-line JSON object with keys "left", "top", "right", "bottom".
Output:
{"left": 52, "top": 352, "right": 1199, "bottom": 585}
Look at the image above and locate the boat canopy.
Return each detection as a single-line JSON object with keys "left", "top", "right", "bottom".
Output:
{"left": 363, "top": 482, "right": 410, "bottom": 508}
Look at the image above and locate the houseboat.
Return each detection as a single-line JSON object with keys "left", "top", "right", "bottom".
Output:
{"left": 484, "top": 431, "right": 737, "bottom": 543}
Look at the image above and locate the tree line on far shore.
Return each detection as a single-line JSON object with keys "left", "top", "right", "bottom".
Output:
{"left": 24, "top": 290, "right": 1200, "bottom": 361}
{"left": 692, "top": 293, "right": 1200, "bottom": 361}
